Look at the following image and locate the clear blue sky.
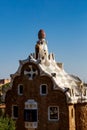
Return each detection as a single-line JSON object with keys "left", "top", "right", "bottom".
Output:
{"left": 0, "top": 0, "right": 87, "bottom": 82}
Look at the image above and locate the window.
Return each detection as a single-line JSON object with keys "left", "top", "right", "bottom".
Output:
{"left": 18, "top": 84, "right": 23, "bottom": 95}
{"left": 24, "top": 109, "right": 37, "bottom": 122}
{"left": 24, "top": 100, "right": 38, "bottom": 128}
{"left": 12, "top": 105, "right": 18, "bottom": 119}
{"left": 48, "top": 106, "right": 59, "bottom": 121}
{"left": 40, "top": 84, "right": 48, "bottom": 95}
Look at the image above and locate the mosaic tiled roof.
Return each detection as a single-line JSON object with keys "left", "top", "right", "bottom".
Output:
{"left": 10, "top": 30, "right": 87, "bottom": 104}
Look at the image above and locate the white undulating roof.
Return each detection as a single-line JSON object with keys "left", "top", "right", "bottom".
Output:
{"left": 29, "top": 53, "right": 87, "bottom": 104}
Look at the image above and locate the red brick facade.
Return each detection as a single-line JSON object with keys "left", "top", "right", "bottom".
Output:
{"left": 5, "top": 62, "right": 69, "bottom": 130}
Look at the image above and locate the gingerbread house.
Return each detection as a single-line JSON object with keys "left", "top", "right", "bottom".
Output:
{"left": 5, "top": 30, "right": 87, "bottom": 130}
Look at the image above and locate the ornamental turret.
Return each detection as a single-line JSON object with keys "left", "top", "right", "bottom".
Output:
{"left": 35, "top": 29, "right": 48, "bottom": 60}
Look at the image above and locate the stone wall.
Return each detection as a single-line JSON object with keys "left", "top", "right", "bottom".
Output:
{"left": 75, "top": 103, "right": 87, "bottom": 130}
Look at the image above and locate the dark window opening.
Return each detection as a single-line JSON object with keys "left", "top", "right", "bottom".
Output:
{"left": 19, "top": 85, "right": 23, "bottom": 94}
{"left": 24, "top": 109, "right": 37, "bottom": 122}
{"left": 41, "top": 84, "right": 47, "bottom": 95}
{"left": 13, "top": 106, "right": 18, "bottom": 118}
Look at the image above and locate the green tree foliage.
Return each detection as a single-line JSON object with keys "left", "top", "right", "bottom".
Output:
{"left": 0, "top": 82, "right": 10, "bottom": 103}
{"left": 0, "top": 116, "right": 16, "bottom": 130}
{"left": 2, "top": 83, "right": 10, "bottom": 92}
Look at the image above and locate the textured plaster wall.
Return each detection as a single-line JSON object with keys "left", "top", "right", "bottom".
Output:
{"left": 68, "top": 105, "right": 75, "bottom": 130}
{"left": 75, "top": 103, "right": 87, "bottom": 130}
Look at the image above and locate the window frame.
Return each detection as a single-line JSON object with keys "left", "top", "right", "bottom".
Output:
{"left": 40, "top": 84, "right": 48, "bottom": 96}
{"left": 12, "top": 105, "right": 18, "bottom": 119}
{"left": 48, "top": 106, "right": 59, "bottom": 121}
{"left": 18, "top": 84, "right": 23, "bottom": 95}
{"left": 24, "top": 109, "right": 38, "bottom": 122}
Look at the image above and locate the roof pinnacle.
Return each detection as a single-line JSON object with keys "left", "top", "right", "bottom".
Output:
{"left": 38, "top": 29, "right": 46, "bottom": 40}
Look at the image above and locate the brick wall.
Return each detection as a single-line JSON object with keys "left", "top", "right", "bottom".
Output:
{"left": 5, "top": 62, "right": 69, "bottom": 130}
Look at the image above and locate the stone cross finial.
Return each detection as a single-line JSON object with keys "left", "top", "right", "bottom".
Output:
{"left": 24, "top": 65, "right": 38, "bottom": 80}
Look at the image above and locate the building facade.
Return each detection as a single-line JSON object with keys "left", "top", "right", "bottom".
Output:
{"left": 5, "top": 30, "right": 87, "bottom": 130}
{"left": 0, "top": 79, "right": 10, "bottom": 87}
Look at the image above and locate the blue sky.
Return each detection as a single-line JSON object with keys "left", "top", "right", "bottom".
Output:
{"left": 0, "top": 0, "right": 87, "bottom": 82}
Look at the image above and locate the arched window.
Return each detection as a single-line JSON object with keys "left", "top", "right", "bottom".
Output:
{"left": 18, "top": 84, "right": 23, "bottom": 95}
{"left": 40, "top": 84, "right": 48, "bottom": 95}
